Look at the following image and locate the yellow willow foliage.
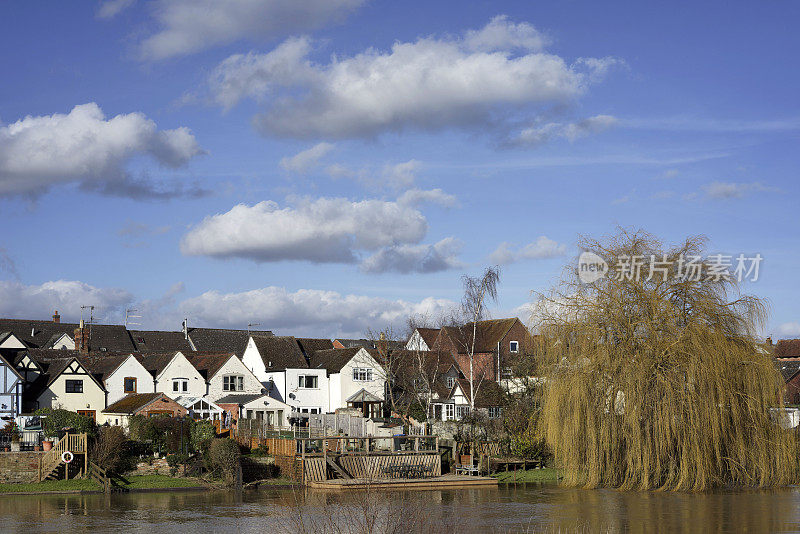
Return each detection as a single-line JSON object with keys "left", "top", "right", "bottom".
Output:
{"left": 534, "top": 230, "right": 796, "bottom": 491}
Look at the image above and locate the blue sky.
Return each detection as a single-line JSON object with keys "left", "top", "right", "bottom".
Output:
{"left": 1, "top": 0, "right": 798, "bottom": 338}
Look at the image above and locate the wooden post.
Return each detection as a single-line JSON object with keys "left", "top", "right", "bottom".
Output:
{"left": 301, "top": 439, "right": 306, "bottom": 486}
{"left": 323, "top": 439, "right": 327, "bottom": 481}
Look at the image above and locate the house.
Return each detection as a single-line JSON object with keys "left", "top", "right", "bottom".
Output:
{"left": 242, "top": 335, "right": 329, "bottom": 413}
{"left": 0, "top": 316, "right": 136, "bottom": 353}
{"left": 185, "top": 326, "right": 273, "bottom": 357}
{"left": 173, "top": 395, "right": 225, "bottom": 421}
{"left": 387, "top": 349, "right": 463, "bottom": 410}
{"left": 311, "top": 347, "right": 386, "bottom": 417}
{"left": 183, "top": 352, "right": 263, "bottom": 400}
{"left": 436, "top": 318, "right": 535, "bottom": 383}
{"left": 136, "top": 351, "right": 207, "bottom": 398}
{"left": 102, "top": 392, "right": 187, "bottom": 427}
{"left": 216, "top": 393, "right": 292, "bottom": 427}
{"left": 0, "top": 352, "right": 23, "bottom": 422}
{"left": 404, "top": 328, "right": 442, "bottom": 352}
{"left": 79, "top": 354, "right": 155, "bottom": 406}
{"left": 775, "top": 339, "right": 800, "bottom": 359}
{"left": 30, "top": 356, "right": 107, "bottom": 421}
{"left": 429, "top": 379, "right": 506, "bottom": 421}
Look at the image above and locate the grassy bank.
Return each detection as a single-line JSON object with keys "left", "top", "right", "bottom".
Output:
{"left": 492, "top": 468, "right": 561, "bottom": 483}
{"left": 0, "top": 475, "right": 206, "bottom": 494}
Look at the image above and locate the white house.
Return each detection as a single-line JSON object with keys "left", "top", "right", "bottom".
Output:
{"left": 82, "top": 354, "right": 155, "bottom": 406}
{"left": 184, "top": 352, "right": 263, "bottom": 401}
{"left": 405, "top": 328, "right": 441, "bottom": 352}
{"left": 34, "top": 357, "right": 107, "bottom": 421}
{"left": 216, "top": 393, "right": 293, "bottom": 427}
{"left": 311, "top": 347, "right": 386, "bottom": 416}
{"left": 137, "top": 351, "right": 207, "bottom": 398}
{"left": 0, "top": 353, "right": 23, "bottom": 421}
{"left": 242, "top": 335, "right": 330, "bottom": 413}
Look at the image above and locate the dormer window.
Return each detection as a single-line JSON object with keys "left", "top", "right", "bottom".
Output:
{"left": 446, "top": 377, "right": 455, "bottom": 389}
{"left": 509, "top": 341, "right": 519, "bottom": 353}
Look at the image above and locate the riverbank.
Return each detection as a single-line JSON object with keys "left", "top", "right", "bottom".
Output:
{"left": 492, "top": 468, "right": 561, "bottom": 483}
{"left": 0, "top": 475, "right": 208, "bottom": 495}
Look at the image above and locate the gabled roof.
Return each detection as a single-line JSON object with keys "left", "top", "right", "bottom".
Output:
{"left": 182, "top": 352, "right": 237, "bottom": 379}
{"left": 251, "top": 335, "right": 309, "bottom": 371}
{"left": 102, "top": 392, "right": 165, "bottom": 414}
{"left": 0, "top": 352, "right": 23, "bottom": 382}
{"left": 135, "top": 352, "right": 182, "bottom": 377}
{"left": 129, "top": 330, "right": 193, "bottom": 352}
{"left": 297, "top": 338, "right": 335, "bottom": 358}
{"left": 311, "top": 347, "right": 362, "bottom": 373}
{"left": 335, "top": 338, "right": 406, "bottom": 350}
{"left": 346, "top": 388, "right": 382, "bottom": 403}
{"left": 414, "top": 328, "right": 441, "bottom": 349}
{"left": 188, "top": 327, "right": 273, "bottom": 356}
{"left": 777, "top": 358, "right": 800, "bottom": 382}
{"left": 214, "top": 393, "right": 269, "bottom": 405}
{"left": 440, "top": 318, "right": 524, "bottom": 354}
{"left": 776, "top": 339, "right": 800, "bottom": 359}
{"left": 78, "top": 354, "right": 131, "bottom": 384}
{"left": 452, "top": 378, "right": 506, "bottom": 408}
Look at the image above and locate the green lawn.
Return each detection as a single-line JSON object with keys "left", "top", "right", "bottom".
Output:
{"left": 492, "top": 468, "right": 561, "bottom": 483}
{"left": 0, "top": 478, "right": 102, "bottom": 493}
{"left": 119, "top": 475, "right": 206, "bottom": 489}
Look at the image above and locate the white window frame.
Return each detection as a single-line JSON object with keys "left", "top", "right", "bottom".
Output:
{"left": 352, "top": 368, "right": 373, "bottom": 381}
{"left": 223, "top": 375, "right": 244, "bottom": 392}
{"left": 446, "top": 376, "right": 455, "bottom": 389}
{"left": 172, "top": 378, "right": 189, "bottom": 393}
{"left": 298, "top": 375, "right": 318, "bottom": 389}
{"left": 456, "top": 405, "right": 470, "bottom": 419}
{"left": 509, "top": 341, "right": 519, "bottom": 353}
{"left": 444, "top": 403, "right": 454, "bottom": 420}
{"left": 299, "top": 407, "right": 321, "bottom": 414}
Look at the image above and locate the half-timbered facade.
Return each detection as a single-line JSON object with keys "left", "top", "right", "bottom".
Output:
{"left": 0, "top": 353, "right": 23, "bottom": 421}
{"left": 34, "top": 357, "right": 106, "bottom": 421}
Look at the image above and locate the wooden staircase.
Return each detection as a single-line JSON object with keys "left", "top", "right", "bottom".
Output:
{"left": 87, "top": 461, "right": 129, "bottom": 493}
{"left": 38, "top": 433, "right": 87, "bottom": 482}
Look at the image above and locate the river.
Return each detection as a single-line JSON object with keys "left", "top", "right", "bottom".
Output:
{"left": 1, "top": 483, "right": 798, "bottom": 533}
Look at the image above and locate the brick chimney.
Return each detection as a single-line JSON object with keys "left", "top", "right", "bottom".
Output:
{"left": 766, "top": 336, "right": 773, "bottom": 346}
{"left": 74, "top": 319, "right": 90, "bottom": 354}
{"left": 52, "top": 310, "right": 60, "bottom": 323}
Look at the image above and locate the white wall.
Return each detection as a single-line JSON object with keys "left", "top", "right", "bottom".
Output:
{"left": 242, "top": 337, "right": 267, "bottom": 381}
{"left": 331, "top": 348, "right": 386, "bottom": 411}
{"left": 284, "top": 368, "right": 329, "bottom": 412}
{"left": 206, "top": 356, "right": 264, "bottom": 401}
{"left": 240, "top": 395, "right": 293, "bottom": 427}
{"left": 405, "top": 330, "right": 430, "bottom": 351}
{"left": 37, "top": 361, "right": 106, "bottom": 419}
{"left": 155, "top": 352, "right": 206, "bottom": 398}
{"left": 104, "top": 355, "right": 155, "bottom": 405}
{"left": 0, "top": 334, "right": 26, "bottom": 349}
{"left": 0, "top": 362, "right": 21, "bottom": 418}
{"left": 264, "top": 371, "right": 287, "bottom": 403}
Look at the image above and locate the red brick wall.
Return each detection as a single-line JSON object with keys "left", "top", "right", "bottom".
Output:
{"left": 138, "top": 396, "right": 188, "bottom": 417}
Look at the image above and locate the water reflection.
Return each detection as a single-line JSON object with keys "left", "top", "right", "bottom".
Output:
{"left": 0, "top": 483, "right": 798, "bottom": 533}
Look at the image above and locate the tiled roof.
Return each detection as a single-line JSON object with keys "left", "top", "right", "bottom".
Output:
{"left": 215, "top": 393, "right": 268, "bottom": 405}
{"left": 335, "top": 338, "right": 405, "bottom": 350}
{"left": 297, "top": 338, "right": 334, "bottom": 358}
{"left": 102, "top": 392, "right": 164, "bottom": 414}
{"left": 454, "top": 378, "right": 506, "bottom": 407}
{"left": 187, "top": 327, "right": 273, "bottom": 356}
{"left": 129, "top": 330, "right": 193, "bottom": 352}
{"left": 777, "top": 358, "right": 800, "bottom": 381}
{"left": 251, "top": 336, "right": 309, "bottom": 371}
{"left": 182, "top": 352, "right": 236, "bottom": 379}
{"left": 776, "top": 339, "right": 800, "bottom": 359}
{"left": 311, "top": 347, "right": 361, "bottom": 373}
{"left": 414, "top": 328, "right": 441, "bottom": 349}
{"left": 134, "top": 352, "right": 180, "bottom": 376}
{"left": 0, "top": 318, "right": 136, "bottom": 352}
{"left": 440, "top": 318, "right": 523, "bottom": 354}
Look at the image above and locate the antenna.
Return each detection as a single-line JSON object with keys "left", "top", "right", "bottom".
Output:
{"left": 81, "top": 305, "right": 95, "bottom": 351}
{"left": 125, "top": 308, "right": 142, "bottom": 328}
{"left": 247, "top": 322, "right": 261, "bottom": 334}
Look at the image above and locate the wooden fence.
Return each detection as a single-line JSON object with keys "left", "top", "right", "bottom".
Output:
{"left": 301, "top": 453, "right": 441, "bottom": 482}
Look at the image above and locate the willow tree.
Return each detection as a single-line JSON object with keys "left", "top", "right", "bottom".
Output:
{"left": 534, "top": 230, "right": 795, "bottom": 491}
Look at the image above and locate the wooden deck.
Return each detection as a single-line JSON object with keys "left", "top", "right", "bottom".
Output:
{"left": 306, "top": 474, "right": 498, "bottom": 491}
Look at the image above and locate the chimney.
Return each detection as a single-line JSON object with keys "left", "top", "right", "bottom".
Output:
{"left": 182, "top": 319, "right": 189, "bottom": 340}
{"left": 766, "top": 336, "right": 773, "bottom": 346}
{"left": 75, "top": 319, "right": 90, "bottom": 354}
{"left": 52, "top": 310, "right": 60, "bottom": 323}
{"left": 378, "top": 331, "right": 388, "bottom": 354}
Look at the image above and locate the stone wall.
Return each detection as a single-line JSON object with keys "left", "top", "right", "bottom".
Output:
{"left": 124, "top": 457, "right": 184, "bottom": 477}
{"left": 0, "top": 451, "right": 43, "bottom": 483}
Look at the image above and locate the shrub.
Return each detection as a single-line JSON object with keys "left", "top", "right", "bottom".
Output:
{"left": 91, "top": 426, "right": 128, "bottom": 473}
{"left": 128, "top": 415, "right": 192, "bottom": 455}
{"left": 190, "top": 420, "right": 215, "bottom": 451}
{"left": 205, "top": 438, "right": 240, "bottom": 484}
{"left": 34, "top": 408, "right": 96, "bottom": 438}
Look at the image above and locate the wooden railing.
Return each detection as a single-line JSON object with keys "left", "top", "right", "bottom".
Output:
{"left": 87, "top": 461, "right": 110, "bottom": 493}
{"left": 38, "top": 433, "right": 87, "bottom": 482}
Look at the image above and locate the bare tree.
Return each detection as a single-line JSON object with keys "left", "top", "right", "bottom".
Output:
{"left": 458, "top": 266, "right": 501, "bottom": 410}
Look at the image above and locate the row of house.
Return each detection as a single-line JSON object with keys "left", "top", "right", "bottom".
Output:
{"left": 0, "top": 313, "right": 536, "bottom": 428}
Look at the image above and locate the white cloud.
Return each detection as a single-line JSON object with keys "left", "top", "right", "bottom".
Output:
{"left": 279, "top": 142, "right": 335, "bottom": 174}
{"left": 180, "top": 286, "right": 455, "bottom": 338}
{"left": 361, "top": 237, "right": 464, "bottom": 274}
{"left": 180, "top": 197, "right": 429, "bottom": 264}
{"left": 208, "top": 17, "right": 620, "bottom": 139}
{"left": 490, "top": 236, "right": 567, "bottom": 265}
{"left": 508, "top": 114, "right": 617, "bottom": 147}
{"left": 138, "top": 0, "right": 365, "bottom": 61}
{"left": 702, "top": 181, "right": 777, "bottom": 199}
{"left": 326, "top": 159, "right": 423, "bottom": 191}
{"left": 97, "top": 0, "right": 135, "bottom": 19}
{"left": 776, "top": 322, "right": 800, "bottom": 337}
{"left": 397, "top": 188, "right": 458, "bottom": 208}
{"left": 0, "top": 280, "right": 133, "bottom": 322}
{"left": 0, "top": 103, "right": 204, "bottom": 198}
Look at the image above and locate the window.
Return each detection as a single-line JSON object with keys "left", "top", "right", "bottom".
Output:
{"left": 446, "top": 377, "right": 455, "bottom": 389}
{"left": 509, "top": 341, "right": 519, "bottom": 353}
{"left": 456, "top": 405, "right": 470, "bottom": 419}
{"left": 223, "top": 375, "right": 244, "bottom": 391}
{"left": 172, "top": 379, "right": 188, "bottom": 393}
{"left": 352, "top": 368, "right": 373, "bottom": 381}
{"left": 65, "top": 379, "right": 83, "bottom": 393}
{"left": 77, "top": 410, "right": 95, "bottom": 421}
{"left": 300, "top": 407, "right": 321, "bottom": 414}
{"left": 444, "top": 404, "right": 454, "bottom": 420}
{"left": 124, "top": 377, "right": 137, "bottom": 393}
{"left": 298, "top": 375, "right": 318, "bottom": 389}
{"left": 488, "top": 407, "right": 502, "bottom": 419}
